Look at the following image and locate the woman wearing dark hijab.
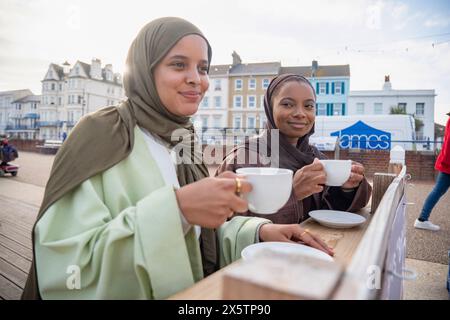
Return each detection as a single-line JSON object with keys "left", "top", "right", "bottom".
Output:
{"left": 22, "top": 19, "right": 332, "bottom": 300}
{"left": 217, "top": 74, "right": 372, "bottom": 224}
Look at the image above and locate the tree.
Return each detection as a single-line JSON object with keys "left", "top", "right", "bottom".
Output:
{"left": 389, "top": 106, "right": 424, "bottom": 137}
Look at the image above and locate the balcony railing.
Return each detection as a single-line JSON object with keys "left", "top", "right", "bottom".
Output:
{"left": 23, "top": 113, "right": 40, "bottom": 119}
{"left": 5, "top": 125, "right": 38, "bottom": 130}
{"left": 37, "top": 121, "right": 62, "bottom": 127}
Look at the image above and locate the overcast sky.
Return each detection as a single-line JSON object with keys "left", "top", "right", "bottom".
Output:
{"left": 1, "top": 0, "right": 449, "bottom": 124}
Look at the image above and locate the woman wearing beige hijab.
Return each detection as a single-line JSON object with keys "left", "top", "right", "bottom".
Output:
{"left": 22, "top": 18, "right": 332, "bottom": 300}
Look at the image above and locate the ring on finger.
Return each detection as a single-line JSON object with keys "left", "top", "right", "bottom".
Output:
{"left": 300, "top": 228, "right": 310, "bottom": 237}
{"left": 235, "top": 177, "right": 242, "bottom": 194}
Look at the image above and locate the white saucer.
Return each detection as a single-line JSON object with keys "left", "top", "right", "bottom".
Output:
{"left": 309, "top": 210, "right": 366, "bottom": 229}
{"left": 241, "top": 241, "right": 333, "bottom": 262}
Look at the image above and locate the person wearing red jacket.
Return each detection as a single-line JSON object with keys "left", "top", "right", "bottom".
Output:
{"left": 415, "top": 112, "right": 450, "bottom": 231}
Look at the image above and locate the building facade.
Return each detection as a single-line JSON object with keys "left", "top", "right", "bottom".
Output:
{"left": 7, "top": 94, "right": 41, "bottom": 139}
{"left": 348, "top": 76, "right": 435, "bottom": 142}
{"left": 0, "top": 89, "right": 33, "bottom": 135}
{"left": 193, "top": 64, "right": 230, "bottom": 130}
{"left": 281, "top": 61, "right": 350, "bottom": 117}
{"left": 39, "top": 59, "right": 124, "bottom": 140}
{"left": 227, "top": 52, "right": 279, "bottom": 131}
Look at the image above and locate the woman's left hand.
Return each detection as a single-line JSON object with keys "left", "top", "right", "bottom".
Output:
{"left": 341, "top": 161, "right": 365, "bottom": 189}
{"left": 258, "top": 224, "right": 334, "bottom": 256}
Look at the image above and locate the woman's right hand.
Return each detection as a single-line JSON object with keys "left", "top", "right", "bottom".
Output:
{"left": 293, "top": 158, "right": 327, "bottom": 200}
{"left": 175, "top": 171, "right": 252, "bottom": 228}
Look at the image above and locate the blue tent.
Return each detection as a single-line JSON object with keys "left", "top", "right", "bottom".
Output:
{"left": 330, "top": 120, "right": 391, "bottom": 150}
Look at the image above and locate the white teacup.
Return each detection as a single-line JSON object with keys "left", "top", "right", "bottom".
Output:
{"left": 320, "top": 160, "right": 352, "bottom": 186}
{"left": 236, "top": 167, "right": 293, "bottom": 214}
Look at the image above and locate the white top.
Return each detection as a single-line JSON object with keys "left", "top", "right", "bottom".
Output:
{"left": 140, "top": 127, "right": 201, "bottom": 238}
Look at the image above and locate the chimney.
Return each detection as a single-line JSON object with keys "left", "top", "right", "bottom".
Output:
{"left": 383, "top": 75, "right": 392, "bottom": 90}
{"left": 311, "top": 60, "right": 318, "bottom": 77}
{"left": 62, "top": 61, "right": 71, "bottom": 75}
{"left": 232, "top": 51, "right": 242, "bottom": 66}
{"left": 90, "top": 58, "right": 102, "bottom": 80}
{"left": 104, "top": 64, "right": 113, "bottom": 81}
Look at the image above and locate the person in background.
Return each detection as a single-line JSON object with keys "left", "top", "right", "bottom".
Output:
{"left": 414, "top": 111, "right": 450, "bottom": 231}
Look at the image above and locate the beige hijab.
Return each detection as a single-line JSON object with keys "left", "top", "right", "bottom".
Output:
{"left": 22, "top": 17, "right": 213, "bottom": 299}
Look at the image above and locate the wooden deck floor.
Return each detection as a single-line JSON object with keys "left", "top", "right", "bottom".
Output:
{"left": 0, "top": 195, "right": 36, "bottom": 300}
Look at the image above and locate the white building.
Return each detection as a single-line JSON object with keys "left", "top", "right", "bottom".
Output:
{"left": 7, "top": 94, "right": 41, "bottom": 139}
{"left": 348, "top": 76, "right": 435, "bottom": 142}
{"left": 0, "top": 89, "right": 33, "bottom": 135}
{"left": 39, "top": 59, "right": 124, "bottom": 140}
{"left": 194, "top": 64, "right": 230, "bottom": 130}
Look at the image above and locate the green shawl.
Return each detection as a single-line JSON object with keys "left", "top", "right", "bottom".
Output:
{"left": 22, "top": 17, "right": 216, "bottom": 299}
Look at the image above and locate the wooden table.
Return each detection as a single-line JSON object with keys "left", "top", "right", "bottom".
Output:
{"left": 169, "top": 207, "right": 372, "bottom": 300}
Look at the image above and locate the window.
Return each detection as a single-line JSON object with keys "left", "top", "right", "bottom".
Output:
{"left": 58, "top": 97, "right": 62, "bottom": 106}
{"left": 75, "top": 66, "right": 80, "bottom": 76}
{"left": 201, "top": 96, "right": 209, "bottom": 108}
{"left": 317, "top": 103, "right": 326, "bottom": 115}
{"left": 59, "top": 83, "right": 62, "bottom": 91}
{"left": 214, "top": 79, "right": 221, "bottom": 91}
{"left": 247, "top": 116, "right": 255, "bottom": 129}
{"left": 416, "top": 103, "right": 424, "bottom": 116}
{"left": 50, "top": 97, "right": 55, "bottom": 105}
{"left": 334, "top": 82, "right": 342, "bottom": 95}
{"left": 78, "top": 96, "right": 83, "bottom": 104}
{"left": 248, "top": 78, "right": 256, "bottom": 90}
{"left": 233, "top": 116, "right": 242, "bottom": 129}
{"left": 233, "top": 96, "right": 242, "bottom": 108}
{"left": 416, "top": 126, "right": 425, "bottom": 140}
{"left": 49, "top": 70, "right": 53, "bottom": 78}
{"left": 235, "top": 79, "right": 242, "bottom": 90}
{"left": 319, "top": 83, "right": 326, "bottom": 95}
{"left": 356, "top": 103, "right": 365, "bottom": 115}
{"left": 213, "top": 116, "right": 221, "bottom": 128}
{"left": 260, "top": 114, "right": 267, "bottom": 128}
{"left": 51, "top": 83, "right": 55, "bottom": 91}
{"left": 248, "top": 95, "right": 256, "bottom": 108}
{"left": 262, "top": 78, "right": 270, "bottom": 89}
{"left": 397, "top": 103, "right": 406, "bottom": 113}
{"left": 214, "top": 96, "right": 221, "bottom": 108}
{"left": 374, "top": 103, "right": 383, "bottom": 114}
{"left": 333, "top": 103, "right": 342, "bottom": 116}
{"left": 201, "top": 116, "right": 208, "bottom": 129}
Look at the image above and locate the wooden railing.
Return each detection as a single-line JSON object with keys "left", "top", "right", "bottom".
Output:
{"left": 333, "top": 166, "right": 407, "bottom": 299}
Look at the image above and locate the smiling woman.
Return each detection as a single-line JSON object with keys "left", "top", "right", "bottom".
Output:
{"left": 21, "top": 17, "right": 331, "bottom": 300}
{"left": 217, "top": 74, "right": 372, "bottom": 225}
{"left": 22, "top": 17, "right": 269, "bottom": 300}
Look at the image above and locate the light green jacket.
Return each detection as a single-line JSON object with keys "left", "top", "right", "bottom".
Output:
{"left": 34, "top": 126, "right": 269, "bottom": 299}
